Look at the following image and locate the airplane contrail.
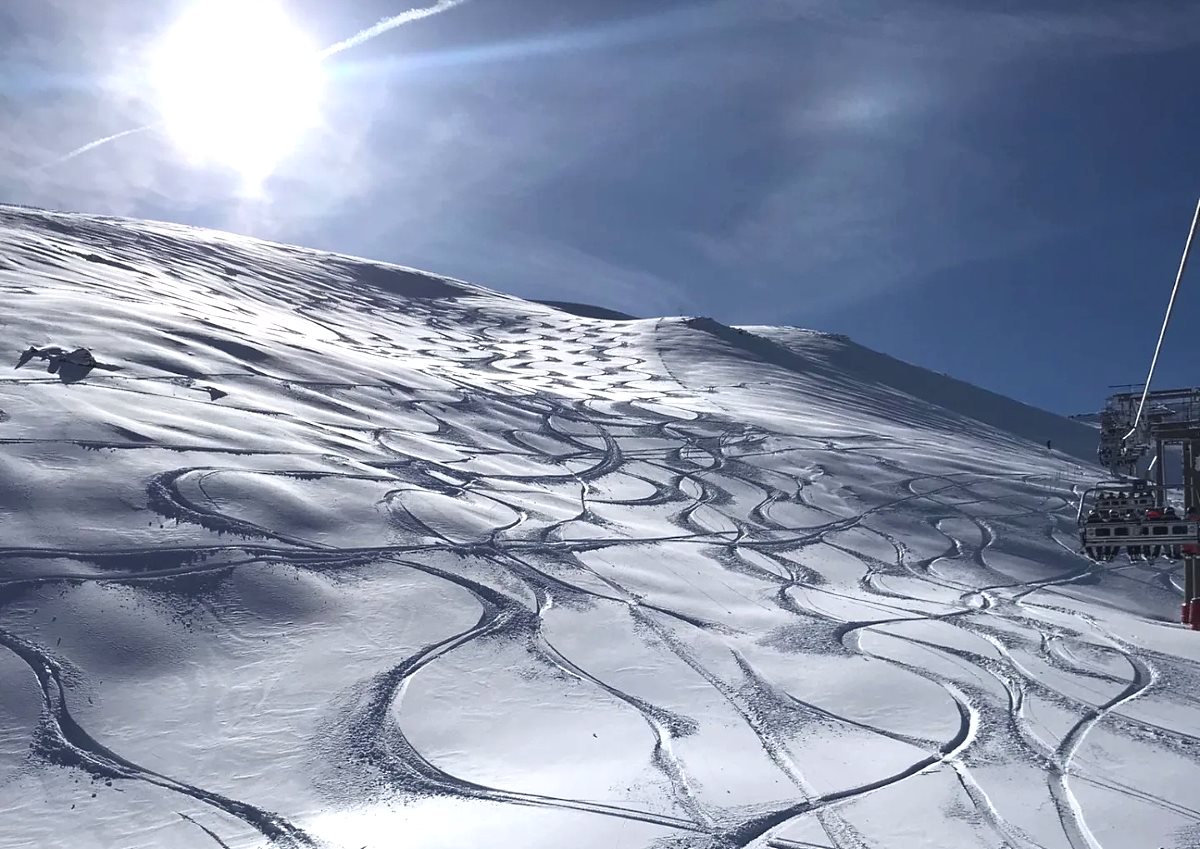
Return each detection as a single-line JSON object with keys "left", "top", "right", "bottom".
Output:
{"left": 318, "top": 0, "right": 469, "bottom": 59}
{"left": 42, "top": 123, "right": 159, "bottom": 170}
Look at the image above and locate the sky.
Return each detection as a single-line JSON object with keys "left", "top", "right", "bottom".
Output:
{"left": 2, "top": 0, "right": 1200, "bottom": 415}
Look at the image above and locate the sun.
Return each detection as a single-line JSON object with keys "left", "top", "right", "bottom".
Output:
{"left": 150, "top": 0, "right": 323, "bottom": 186}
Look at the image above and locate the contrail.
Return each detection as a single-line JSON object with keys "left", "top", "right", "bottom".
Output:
{"left": 318, "top": 0, "right": 469, "bottom": 59}
{"left": 43, "top": 123, "right": 158, "bottom": 169}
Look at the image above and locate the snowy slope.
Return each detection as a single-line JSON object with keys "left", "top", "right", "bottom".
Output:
{"left": 730, "top": 322, "right": 1097, "bottom": 461}
{"left": 1, "top": 206, "right": 1197, "bottom": 849}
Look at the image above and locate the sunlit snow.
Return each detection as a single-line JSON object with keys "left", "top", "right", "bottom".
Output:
{"left": 1, "top": 207, "right": 1197, "bottom": 849}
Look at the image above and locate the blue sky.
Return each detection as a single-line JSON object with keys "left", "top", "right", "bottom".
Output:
{"left": 3, "top": 0, "right": 1200, "bottom": 414}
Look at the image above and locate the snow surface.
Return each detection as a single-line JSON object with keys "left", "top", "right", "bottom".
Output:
{"left": 1, "top": 206, "right": 1198, "bottom": 849}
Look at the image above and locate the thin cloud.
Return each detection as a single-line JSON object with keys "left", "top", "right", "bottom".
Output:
{"left": 760, "top": 1, "right": 1200, "bottom": 59}
{"left": 430, "top": 233, "right": 692, "bottom": 319}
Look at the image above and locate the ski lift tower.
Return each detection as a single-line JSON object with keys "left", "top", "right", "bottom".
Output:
{"left": 1090, "top": 388, "right": 1200, "bottom": 626}
{"left": 1079, "top": 195, "right": 1200, "bottom": 627}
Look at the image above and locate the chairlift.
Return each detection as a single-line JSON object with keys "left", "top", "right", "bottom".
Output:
{"left": 1077, "top": 480, "right": 1199, "bottom": 563}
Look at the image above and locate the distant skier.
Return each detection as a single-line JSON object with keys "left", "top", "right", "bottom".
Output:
{"left": 1046, "top": 439, "right": 1052, "bottom": 451}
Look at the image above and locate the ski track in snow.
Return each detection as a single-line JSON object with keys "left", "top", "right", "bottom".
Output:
{"left": 1, "top": 208, "right": 1198, "bottom": 849}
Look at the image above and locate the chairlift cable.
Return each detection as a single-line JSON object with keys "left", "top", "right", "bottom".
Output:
{"left": 1123, "top": 197, "right": 1200, "bottom": 441}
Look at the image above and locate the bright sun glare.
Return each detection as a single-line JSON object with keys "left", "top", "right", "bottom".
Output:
{"left": 151, "top": 0, "right": 323, "bottom": 185}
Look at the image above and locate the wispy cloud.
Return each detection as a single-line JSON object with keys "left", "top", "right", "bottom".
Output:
{"left": 409, "top": 232, "right": 693, "bottom": 318}
{"left": 758, "top": 1, "right": 1200, "bottom": 58}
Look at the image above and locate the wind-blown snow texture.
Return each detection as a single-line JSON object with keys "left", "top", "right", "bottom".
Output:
{"left": 1, "top": 206, "right": 1197, "bottom": 849}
